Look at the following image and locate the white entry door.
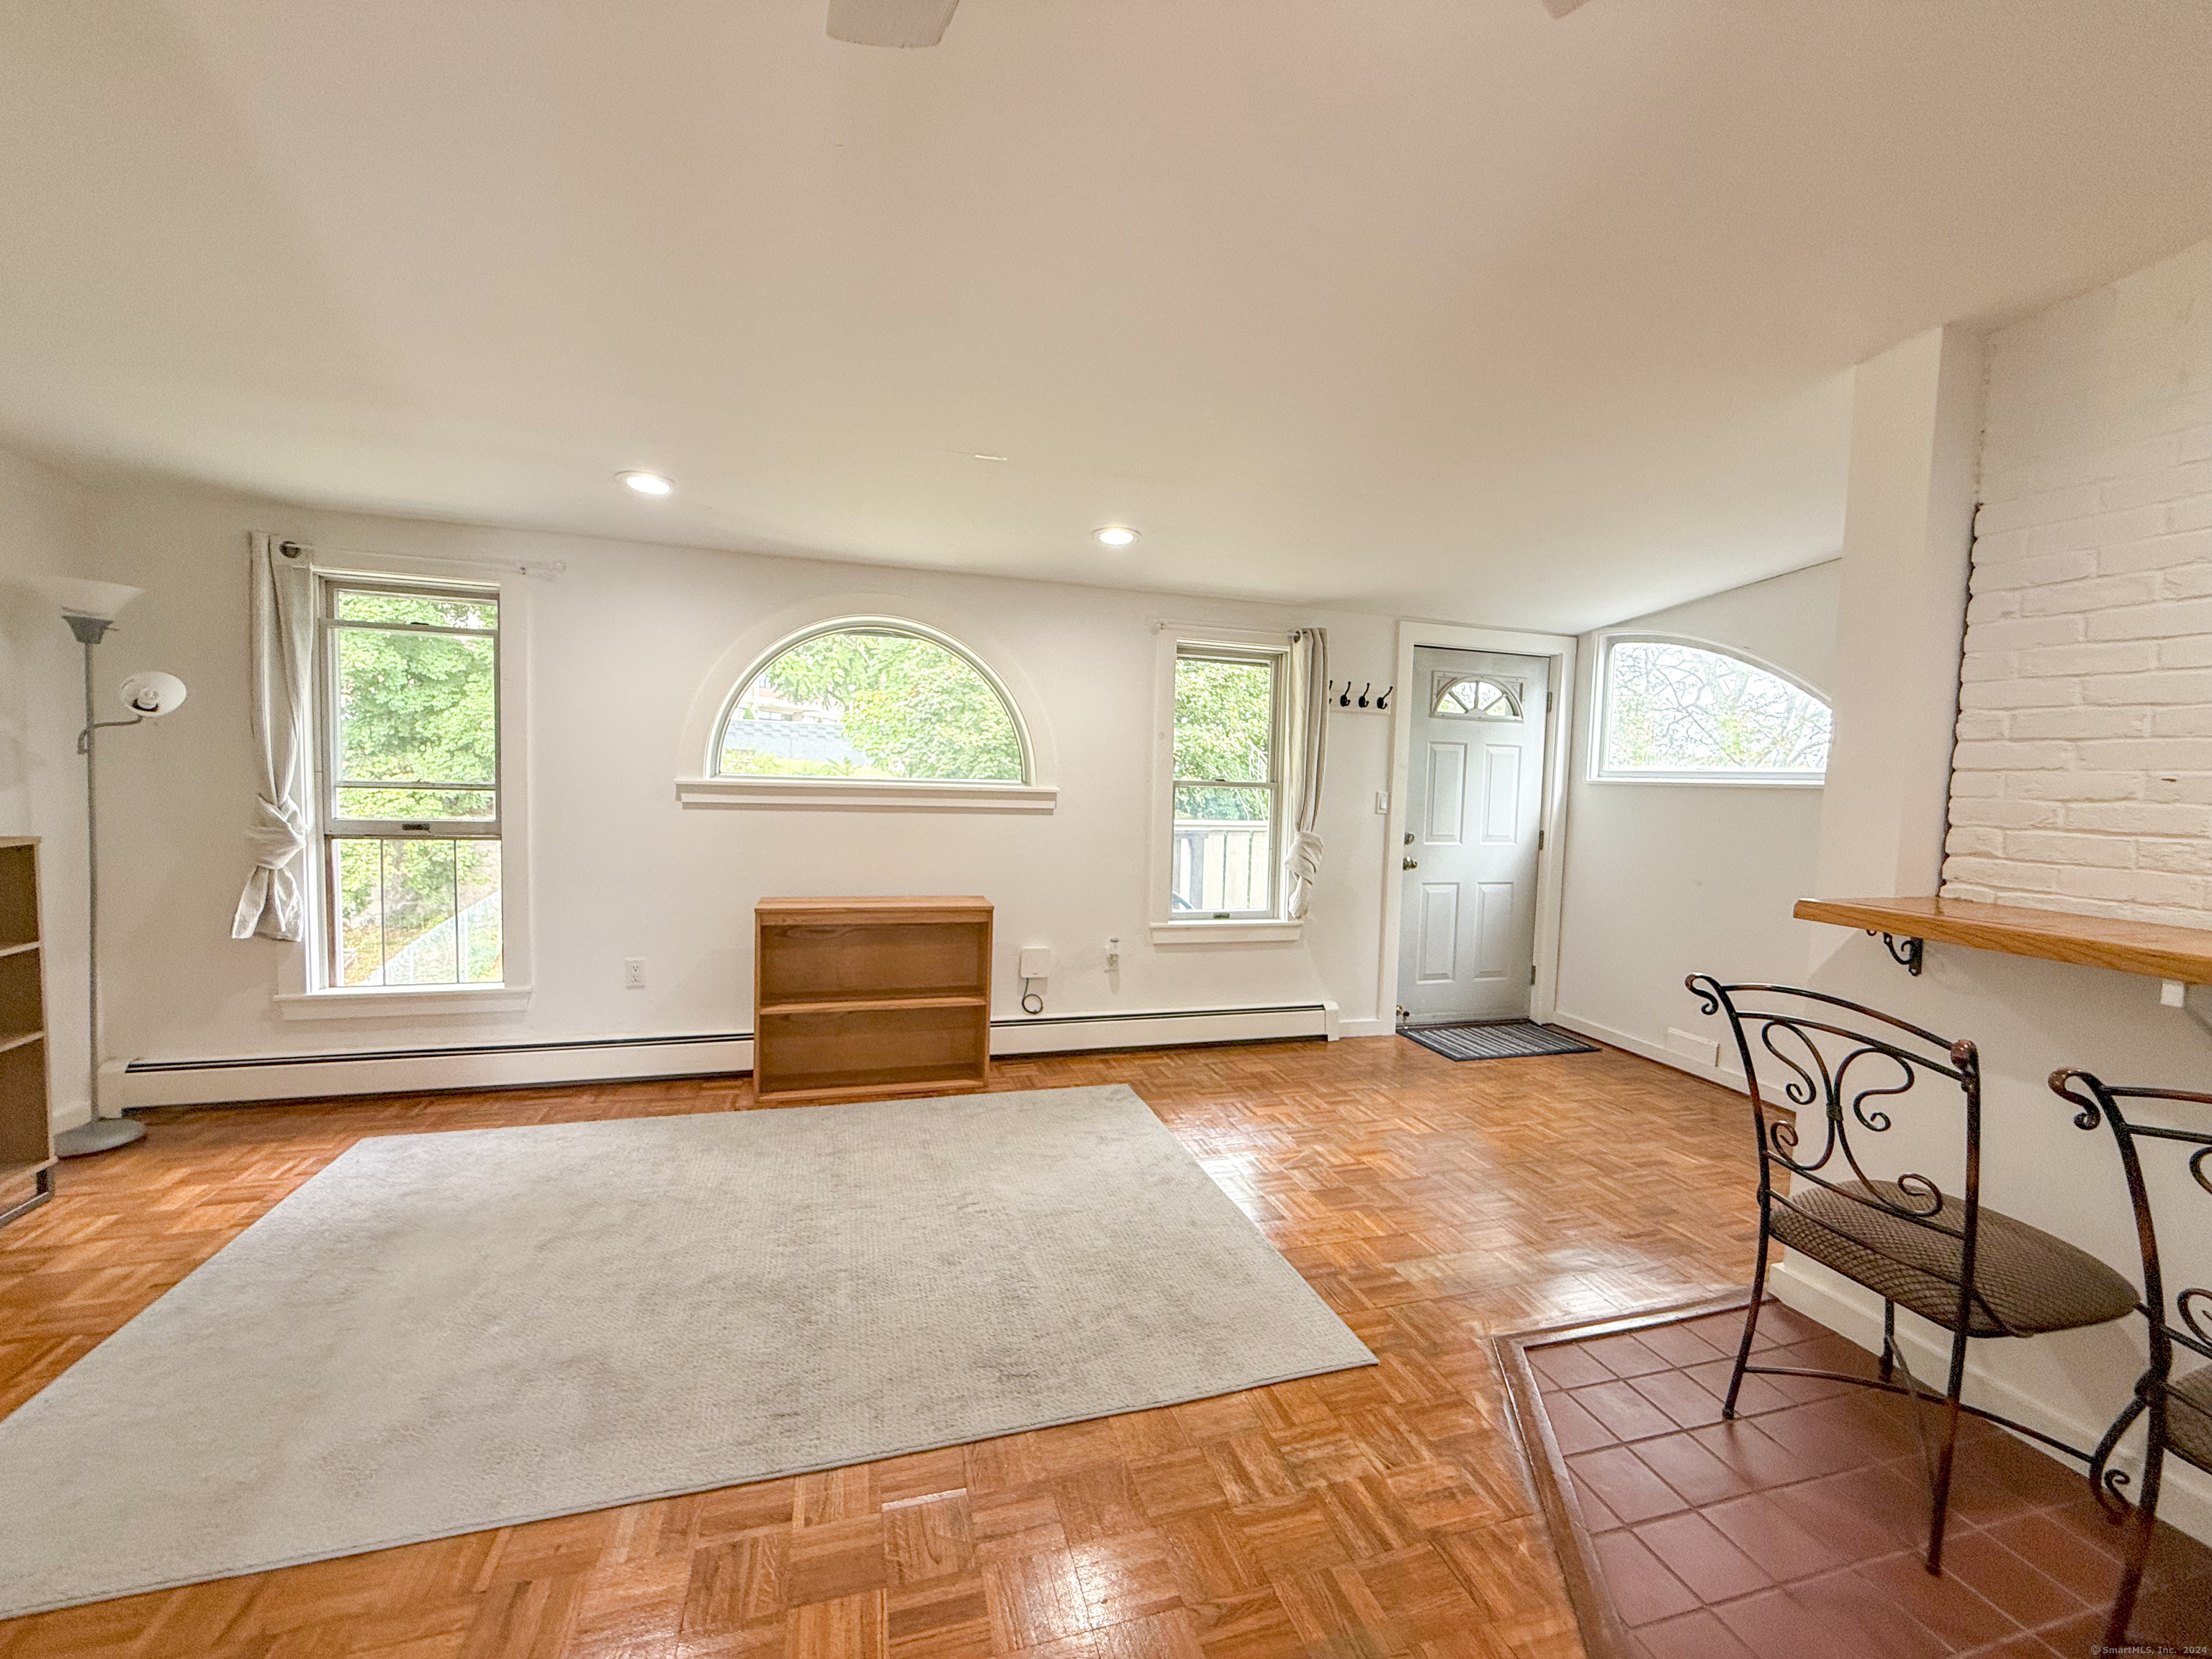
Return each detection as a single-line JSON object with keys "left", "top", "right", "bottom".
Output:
{"left": 1398, "top": 647, "right": 1550, "bottom": 1024}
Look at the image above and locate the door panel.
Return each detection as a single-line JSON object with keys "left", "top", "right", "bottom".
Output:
{"left": 1480, "top": 746, "right": 1519, "bottom": 843}
{"left": 1398, "top": 646, "right": 1551, "bottom": 1024}
{"left": 1424, "top": 743, "right": 1467, "bottom": 842}
{"left": 1474, "top": 881, "right": 1514, "bottom": 977}
{"left": 1417, "top": 884, "right": 1458, "bottom": 981}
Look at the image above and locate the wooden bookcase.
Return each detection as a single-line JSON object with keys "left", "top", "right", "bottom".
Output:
{"left": 753, "top": 896, "right": 993, "bottom": 1105}
{"left": 0, "top": 839, "right": 55, "bottom": 1227}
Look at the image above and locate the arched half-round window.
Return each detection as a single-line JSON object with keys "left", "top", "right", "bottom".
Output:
{"left": 716, "top": 622, "right": 1029, "bottom": 783}
{"left": 1599, "top": 637, "right": 1830, "bottom": 783}
{"left": 1434, "top": 675, "right": 1522, "bottom": 720}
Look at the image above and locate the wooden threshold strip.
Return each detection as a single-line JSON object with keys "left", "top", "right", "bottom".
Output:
{"left": 1794, "top": 894, "right": 2212, "bottom": 984}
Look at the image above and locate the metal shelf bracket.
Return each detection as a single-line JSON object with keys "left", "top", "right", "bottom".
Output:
{"left": 1866, "top": 930, "right": 1924, "bottom": 976}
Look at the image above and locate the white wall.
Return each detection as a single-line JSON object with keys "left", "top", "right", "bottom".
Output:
{"left": 1793, "top": 252, "right": 2212, "bottom": 1544}
{"left": 0, "top": 449, "right": 96, "bottom": 1125}
{"left": 1942, "top": 240, "right": 2212, "bottom": 921}
{"left": 72, "top": 480, "right": 1406, "bottom": 1102}
{"left": 1551, "top": 562, "right": 1840, "bottom": 1082}
{"left": 1818, "top": 325, "right": 1987, "bottom": 902}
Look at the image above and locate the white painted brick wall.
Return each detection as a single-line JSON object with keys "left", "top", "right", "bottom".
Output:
{"left": 1940, "top": 239, "right": 2212, "bottom": 925}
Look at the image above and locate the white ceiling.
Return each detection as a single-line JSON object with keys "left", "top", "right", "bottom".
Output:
{"left": 1, "top": 1, "right": 2206, "bottom": 631}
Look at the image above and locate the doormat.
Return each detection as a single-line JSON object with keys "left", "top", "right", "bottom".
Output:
{"left": 1399, "top": 1020, "right": 1599, "bottom": 1061}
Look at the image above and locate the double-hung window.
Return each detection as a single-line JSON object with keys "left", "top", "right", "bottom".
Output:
{"left": 1168, "top": 643, "right": 1285, "bottom": 920}
{"left": 318, "top": 578, "right": 505, "bottom": 987}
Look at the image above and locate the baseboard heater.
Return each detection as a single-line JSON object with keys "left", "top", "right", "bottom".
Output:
{"left": 103, "top": 1001, "right": 1334, "bottom": 1111}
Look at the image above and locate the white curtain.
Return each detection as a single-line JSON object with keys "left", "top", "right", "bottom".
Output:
{"left": 1285, "top": 627, "right": 1328, "bottom": 920}
{"left": 231, "top": 534, "right": 314, "bottom": 940}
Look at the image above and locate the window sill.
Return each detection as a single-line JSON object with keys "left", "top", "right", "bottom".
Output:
{"left": 1149, "top": 920, "right": 1303, "bottom": 945}
{"left": 1588, "top": 773, "right": 1825, "bottom": 789}
{"left": 273, "top": 985, "right": 533, "bottom": 1020}
{"left": 675, "top": 777, "right": 1057, "bottom": 813}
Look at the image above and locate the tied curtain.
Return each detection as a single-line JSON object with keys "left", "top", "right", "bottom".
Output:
{"left": 1285, "top": 627, "right": 1328, "bottom": 920}
{"left": 230, "top": 534, "right": 314, "bottom": 941}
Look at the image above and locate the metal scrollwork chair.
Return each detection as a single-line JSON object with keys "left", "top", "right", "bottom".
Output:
{"left": 1687, "top": 976, "right": 2138, "bottom": 1575}
{"left": 2047, "top": 1068, "right": 2212, "bottom": 1649}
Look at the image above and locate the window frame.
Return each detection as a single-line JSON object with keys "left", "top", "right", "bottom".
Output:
{"left": 318, "top": 577, "right": 504, "bottom": 841}
{"left": 1151, "top": 627, "right": 1298, "bottom": 943}
{"left": 679, "top": 615, "right": 1056, "bottom": 812}
{"left": 315, "top": 574, "right": 505, "bottom": 994}
{"left": 1589, "top": 632, "right": 1831, "bottom": 788}
{"left": 274, "top": 551, "right": 532, "bottom": 1017}
{"left": 1431, "top": 673, "right": 1525, "bottom": 721}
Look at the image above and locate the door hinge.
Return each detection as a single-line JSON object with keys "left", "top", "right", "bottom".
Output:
{"left": 1547, "top": 691, "right": 1555, "bottom": 713}
{"left": 1537, "top": 830, "right": 1545, "bottom": 851}
{"left": 1530, "top": 964, "right": 1538, "bottom": 986}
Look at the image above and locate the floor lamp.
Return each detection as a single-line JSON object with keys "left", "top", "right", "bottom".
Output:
{"left": 41, "top": 580, "right": 189, "bottom": 1158}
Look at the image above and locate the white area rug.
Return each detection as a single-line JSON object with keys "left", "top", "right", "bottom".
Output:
{"left": 0, "top": 1084, "right": 1372, "bottom": 1617}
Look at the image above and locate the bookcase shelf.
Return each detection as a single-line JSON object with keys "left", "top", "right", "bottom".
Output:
{"left": 0, "top": 840, "right": 54, "bottom": 1228}
{"left": 753, "top": 897, "right": 993, "bottom": 1106}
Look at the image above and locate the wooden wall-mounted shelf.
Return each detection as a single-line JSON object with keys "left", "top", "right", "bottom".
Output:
{"left": 0, "top": 838, "right": 55, "bottom": 1228}
{"left": 1794, "top": 895, "right": 2212, "bottom": 984}
{"left": 753, "top": 896, "right": 993, "bottom": 1105}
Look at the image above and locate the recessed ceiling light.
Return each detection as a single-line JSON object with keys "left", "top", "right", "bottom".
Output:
{"left": 619, "top": 471, "right": 674, "bottom": 496}
{"left": 1093, "top": 526, "right": 1139, "bottom": 547}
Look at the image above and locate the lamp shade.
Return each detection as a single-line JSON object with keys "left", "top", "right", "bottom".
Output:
{"left": 118, "top": 672, "right": 188, "bottom": 717}
{"left": 38, "top": 577, "right": 143, "bottom": 621}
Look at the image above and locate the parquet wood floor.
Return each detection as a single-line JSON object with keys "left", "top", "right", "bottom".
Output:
{"left": 0, "top": 1035, "right": 1767, "bottom": 1659}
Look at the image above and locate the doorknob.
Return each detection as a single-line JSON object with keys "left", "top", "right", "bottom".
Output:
{"left": 1403, "top": 858, "right": 1419, "bottom": 870}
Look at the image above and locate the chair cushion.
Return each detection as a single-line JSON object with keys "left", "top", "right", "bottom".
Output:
{"left": 1769, "top": 1179, "right": 2137, "bottom": 1337}
{"left": 2168, "top": 1367, "right": 2212, "bottom": 1475}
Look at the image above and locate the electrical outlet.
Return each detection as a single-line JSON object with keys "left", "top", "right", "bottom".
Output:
{"left": 1105, "top": 936, "right": 1120, "bottom": 971}
{"left": 624, "top": 958, "right": 646, "bottom": 989}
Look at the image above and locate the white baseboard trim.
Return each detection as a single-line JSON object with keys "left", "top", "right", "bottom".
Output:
{"left": 102, "top": 1033, "right": 756, "bottom": 1112}
{"left": 1333, "top": 1017, "right": 1395, "bottom": 1040}
{"left": 99, "top": 1001, "right": 1338, "bottom": 1111}
{"left": 1771, "top": 1258, "right": 2212, "bottom": 1548}
{"left": 1547, "top": 1010, "right": 1748, "bottom": 1094}
{"left": 991, "top": 1000, "right": 1334, "bottom": 1056}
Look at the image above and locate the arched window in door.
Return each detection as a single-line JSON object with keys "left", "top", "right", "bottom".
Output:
{"left": 1433, "top": 675, "right": 1523, "bottom": 720}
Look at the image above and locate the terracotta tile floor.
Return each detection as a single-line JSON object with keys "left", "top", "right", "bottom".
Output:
{"left": 1525, "top": 1304, "right": 2212, "bottom": 1658}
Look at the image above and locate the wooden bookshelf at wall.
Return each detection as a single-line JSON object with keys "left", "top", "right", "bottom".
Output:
{"left": 0, "top": 839, "right": 55, "bottom": 1227}
{"left": 753, "top": 897, "right": 993, "bottom": 1105}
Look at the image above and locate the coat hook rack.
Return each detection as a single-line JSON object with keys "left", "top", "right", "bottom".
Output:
{"left": 1326, "top": 680, "right": 1395, "bottom": 712}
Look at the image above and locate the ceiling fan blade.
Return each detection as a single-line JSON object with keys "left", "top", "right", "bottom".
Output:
{"left": 1539, "top": 0, "right": 1593, "bottom": 14}
{"left": 827, "top": 0, "right": 961, "bottom": 48}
